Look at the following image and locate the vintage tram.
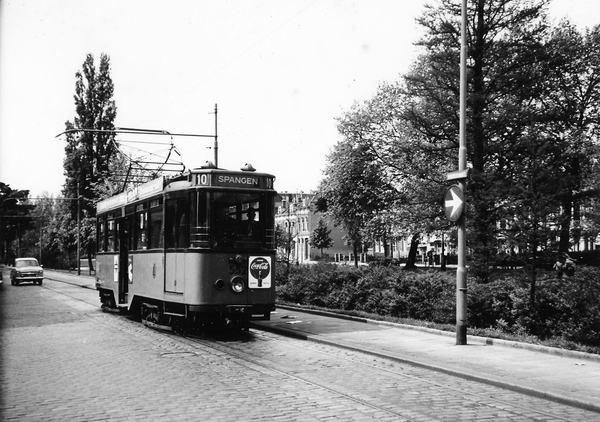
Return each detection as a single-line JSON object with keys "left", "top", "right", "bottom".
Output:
{"left": 95, "top": 163, "right": 277, "bottom": 330}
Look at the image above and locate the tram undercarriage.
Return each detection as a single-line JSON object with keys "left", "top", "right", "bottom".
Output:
{"left": 99, "top": 289, "right": 273, "bottom": 334}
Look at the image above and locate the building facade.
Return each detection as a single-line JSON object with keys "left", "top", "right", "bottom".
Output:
{"left": 275, "top": 192, "right": 356, "bottom": 264}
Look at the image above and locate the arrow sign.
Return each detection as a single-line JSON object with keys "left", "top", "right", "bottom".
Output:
{"left": 444, "top": 186, "right": 464, "bottom": 222}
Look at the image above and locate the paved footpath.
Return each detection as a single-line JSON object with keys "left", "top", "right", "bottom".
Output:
{"left": 254, "top": 308, "right": 600, "bottom": 414}
{"left": 45, "top": 269, "right": 600, "bottom": 414}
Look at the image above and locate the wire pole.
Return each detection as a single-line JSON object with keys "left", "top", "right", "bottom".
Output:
{"left": 456, "top": 0, "right": 468, "bottom": 345}
{"left": 77, "top": 182, "right": 81, "bottom": 276}
{"left": 214, "top": 103, "right": 218, "bottom": 168}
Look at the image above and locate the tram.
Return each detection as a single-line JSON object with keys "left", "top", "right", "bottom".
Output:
{"left": 95, "top": 163, "right": 277, "bottom": 330}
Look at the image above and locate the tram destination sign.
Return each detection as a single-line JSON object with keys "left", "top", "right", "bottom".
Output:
{"left": 194, "top": 172, "right": 274, "bottom": 189}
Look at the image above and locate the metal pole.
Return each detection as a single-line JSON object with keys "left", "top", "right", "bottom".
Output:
{"left": 39, "top": 218, "right": 42, "bottom": 264}
{"left": 77, "top": 182, "right": 81, "bottom": 276}
{"left": 214, "top": 103, "right": 218, "bottom": 168}
{"left": 456, "top": 0, "right": 468, "bottom": 345}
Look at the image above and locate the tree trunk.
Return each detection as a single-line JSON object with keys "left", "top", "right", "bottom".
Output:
{"left": 87, "top": 244, "right": 95, "bottom": 273}
{"left": 559, "top": 196, "right": 572, "bottom": 253}
{"left": 353, "top": 242, "right": 360, "bottom": 267}
{"left": 403, "top": 234, "right": 420, "bottom": 269}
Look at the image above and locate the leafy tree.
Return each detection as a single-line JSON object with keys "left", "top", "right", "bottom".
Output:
{"left": 61, "top": 53, "right": 118, "bottom": 267}
{"left": 318, "top": 140, "right": 395, "bottom": 267}
{"left": 31, "top": 193, "right": 66, "bottom": 267}
{"left": 334, "top": 81, "right": 455, "bottom": 268}
{"left": 309, "top": 218, "right": 334, "bottom": 257}
{"left": 540, "top": 21, "right": 600, "bottom": 252}
{"left": 0, "top": 183, "right": 34, "bottom": 263}
{"left": 275, "top": 224, "right": 295, "bottom": 273}
{"left": 403, "top": 0, "right": 557, "bottom": 281}
{"left": 322, "top": 0, "right": 600, "bottom": 286}
{"left": 493, "top": 19, "right": 600, "bottom": 301}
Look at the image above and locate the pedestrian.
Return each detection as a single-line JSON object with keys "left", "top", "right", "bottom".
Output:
{"left": 553, "top": 258, "right": 564, "bottom": 279}
{"left": 510, "top": 248, "right": 517, "bottom": 269}
{"left": 427, "top": 249, "right": 434, "bottom": 267}
{"left": 564, "top": 254, "right": 576, "bottom": 277}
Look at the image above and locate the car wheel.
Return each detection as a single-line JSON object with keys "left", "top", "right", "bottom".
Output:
{"left": 38, "top": 280, "right": 43, "bottom": 285}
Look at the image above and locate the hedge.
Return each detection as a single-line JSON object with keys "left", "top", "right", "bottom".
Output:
{"left": 276, "top": 262, "right": 600, "bottom": 349}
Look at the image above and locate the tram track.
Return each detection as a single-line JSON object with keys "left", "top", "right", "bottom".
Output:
{"left": 174, "top": 329, "right": 591, "bottom": 421}
{"left": 176, "top": 330, "right": 419, "bottom": 422}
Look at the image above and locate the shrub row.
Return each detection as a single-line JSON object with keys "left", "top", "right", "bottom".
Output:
{"left": 276, "top": 262, "right": 600, "bottom": 349}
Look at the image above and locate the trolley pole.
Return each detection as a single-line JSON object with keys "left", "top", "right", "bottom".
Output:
{"left": 214, "top": 103, "right": 218, "bottom": 168}
{"left": 456, "top": 0, "right": 468, "bottom": 345}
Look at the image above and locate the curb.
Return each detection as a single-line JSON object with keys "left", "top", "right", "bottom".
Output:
{"left": 44, "top": 271, "right": 96, "bottom": 290}
{"left": 275, "top": 304, "right": 600, "bottom": 363}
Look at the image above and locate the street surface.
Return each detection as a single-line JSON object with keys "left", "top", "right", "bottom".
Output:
{"left": 0, "top": 271, "right": 598, "bottom": 421}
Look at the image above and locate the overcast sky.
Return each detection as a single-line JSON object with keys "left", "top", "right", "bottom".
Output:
{"left": 0, "top": 0, "right": 598, "bottom": 198}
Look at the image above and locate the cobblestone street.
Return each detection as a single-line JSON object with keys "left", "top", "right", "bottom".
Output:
{"left": 1, "top": 277, "right": 598, "bottom": 421}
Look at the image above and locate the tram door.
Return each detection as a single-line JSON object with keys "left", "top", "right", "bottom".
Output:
{"left": 118, "top": 218, "right": 130, "bottom": 304}
{"left": 164, "top": 197, "right": 186, "bottom": 294}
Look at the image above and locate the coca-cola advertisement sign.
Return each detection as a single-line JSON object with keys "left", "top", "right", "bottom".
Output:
{"left": 248, "top": 256, "right": 271, "bottom": 288}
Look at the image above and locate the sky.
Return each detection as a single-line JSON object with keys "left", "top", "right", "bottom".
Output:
{"left": 0, "top": 0, "right": 599, "bottom": 198}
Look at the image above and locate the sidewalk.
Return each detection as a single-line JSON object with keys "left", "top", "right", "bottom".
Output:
{"left": 252, "top": 306, "right": 600, "bottom": 414}
{"left": 44, "top": 270, "right": 600, "bottom": 414}
{"left": 45, "top": 269, "right": 96, "bottom": 290}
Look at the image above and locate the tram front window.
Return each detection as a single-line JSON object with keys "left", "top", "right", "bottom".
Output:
{"left": 211, "top": 192, "right": 272, "bottom": 248}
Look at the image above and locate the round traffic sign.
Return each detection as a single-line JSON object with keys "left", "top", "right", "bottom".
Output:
{"left": 444, "top": 185, "right": 464, "bottom": 222}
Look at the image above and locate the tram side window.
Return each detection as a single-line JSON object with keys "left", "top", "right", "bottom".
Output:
{"left": 149, "top": 199, "right": 164, "bottom": 249}
{"left": 190, "top": 192, "right": 209, "bottom": 248}
{"left": 165, "top": 197, "right": 187, "bottom": 249}
{"left": 98, "top": 216, "right": 106, "bottom": 252}
{"left": 107, "top": 217, "right": 118, "bottom": 252}
{"left": 134, "top": 204, "right": 148, "bottom": 250}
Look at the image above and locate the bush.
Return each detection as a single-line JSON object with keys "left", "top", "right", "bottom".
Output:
{"left": 276, "top": 263, "right": 600, "bottom": 350}
{"left": 530, "top": 267, "right": 600, "bottom": 345}
{"left": 277, "top": 264, "right": 455, "bottom": 323}
{"left": 469, "top": 276, "right": 528, "bottom": 328}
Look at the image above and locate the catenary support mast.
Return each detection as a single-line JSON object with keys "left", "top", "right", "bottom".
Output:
{"left": 456, "top": 0, "right": 468, "bottom": 345}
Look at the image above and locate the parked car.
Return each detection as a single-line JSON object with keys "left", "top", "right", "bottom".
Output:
{"left": 11, "top": 258, "right": 44, "bottom": 285}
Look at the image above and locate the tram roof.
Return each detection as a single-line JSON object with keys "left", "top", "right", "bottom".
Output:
{"left": 97, "top": 166, "right": 276, "bottom": 214}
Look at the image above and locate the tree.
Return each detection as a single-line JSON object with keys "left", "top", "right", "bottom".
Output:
{"left": 275, "top": 224, "right": 295, "bottom": 274}
{"left": 322, "top": 0, "right": 600, "bottom": 283}
{"left": 31, "top": 193, "right": 66, "bottom": 268}
{"left": 540, "top": 21, "right": 600, "bottom": 252}
{"left": 62, "top": 53, "right": 118, "bottom": 268}
{"left": 309, "top": 218, "right": 333, "bottom": 258}
{"left": 402, "top": 0, "right": 559, "bottom": 281}
{"left": 318, "top": 139, "right": 394, "bottom": 267}
{"left": 0, "top": 183, "right": 35, "bottom": 263}
{"left": 330, "top": 81, "right": 455, "bottom": 269}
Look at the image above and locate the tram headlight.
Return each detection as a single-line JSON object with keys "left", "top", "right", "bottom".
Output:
{"left": 230, "top": 276, "right": 245, "bottom": 293}
{"left": 214, "top": 279, "right": 225, "bottom": 290}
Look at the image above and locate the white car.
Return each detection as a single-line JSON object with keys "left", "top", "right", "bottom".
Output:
{"left": 11, "top": 258, "right": 44, "bottom": 285}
